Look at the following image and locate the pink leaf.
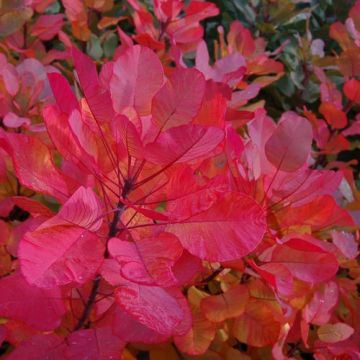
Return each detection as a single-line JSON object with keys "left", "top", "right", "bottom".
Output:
{"left": 113, "top": 307, "right": 169, "bottom": 344}
{"left": 19, "top": 227, "right": 104, "bottom": 288}
{"left": 331, "top": 231, "right": 359, "bottom": 259}
{"left": 43, "top": 106, "right": 99, "bottom": 174}
{"left": 108, "top": 238, "right": 155, "bottom": 286}
{"left": 271, "top": 168, "right": 342, "bottom": 207}
{"left": 66, "top": 328, "right": 125, "bottom": 360}
{"left": 3, "top": 112, "right": 31, "bottom": 128}
{"left": 48, "top": 72, "right": 78, "bottom": 115}
{"left": 145, "top": 124, "right": 224, "bottom": 165}
{"left": 147, "top": 166, "right": 221, "bottom": 221}
{"left": 72, "top": 47, "right": 115, "bottom": 123}
{"left": 343, "top": 118, "right": 360, "bottom": 136}
{"left": 248, "top": 260, "right": 294, "bottom": 297}
{"left": 262, "top": 235, "right": 339, "bottom": 283}
{"left": 109, "top": 233, "right": 183, "bottom": 287}
{"left": 6, "top": 334, "right": 66, "bottom": 360}
{"left": 135, "top": 233, "right": 183, "bottom": 285}
{"left": 31, "top": 14, "right": 64, "bottom": 41}
{"left": 172, "top": 250, "right": 203, "bottom": 286}
{"left": 246, "top": 109, "right": 277, "bottom": 177}
{"left": 152, "top": 68, "right": 205, "bottom": 130}
{"left": 265, "top": 112, "right": 313, "bottom": 172}
{"left": 38, "top": 186, "right": 103, "bottom": 232}
{"left": 115, "top": 282, "right": 191, "bottom": 337}
{"left": 110, "top": 114, "right": 143, "bottom": 159}
{"left": 0, "top": 272, "right": 65, "bottom": 330}
{"left": 230, "top": 83, "right": 261, "bottom": 108}
{"left": 110, "top": 45, "right": 164, "bottom": 115}
{"left": 303, "top": 281, "right": 339, "bottom": 325}
{"left": 167, "top": 192, "right": 266, "bottom": 261}
{"left": 0, "top": 131, "right": 75, "bottom": 203}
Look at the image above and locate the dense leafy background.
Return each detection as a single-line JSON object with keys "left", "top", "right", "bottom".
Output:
{"left": 0, "top": 0, "right": 359, "bottom": 359}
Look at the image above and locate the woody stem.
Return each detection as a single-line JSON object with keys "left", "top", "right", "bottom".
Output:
{"left": 73, "top": 181, "right": 132, "bottom": 331}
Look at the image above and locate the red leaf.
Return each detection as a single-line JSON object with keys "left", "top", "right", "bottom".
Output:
{"left": 48, "top": 72, "right": 78, "bottom": 115}
{"left": 193, "top": 80, "right": 231, "bottom": 127}
{"left": 271, "top": 168, "right": 342, "bottom": 207}
{"left": 113, "top": 307, "right": 169, "bottom": 344}
{"left": 0, "top": 326, "right": 5, "bottom": 346}
{"left": 12, "top": 196, "right": 53, "bottom": 217}
{"left": 19, "top": 227, "right": 104, "bottom": 288}
{"left": 0, "top": 273, "right": 65, "bottom": 331}
{"left": 72, "top": 47, "right": 115, "bottom": 123}
{"left": 147, "top": 166, "right": 222, "bottom": 221}
{"left": 108, "top": 233, "right": 183, "bottom": 287}
{"left": 274, "top": 195, "right": 354, "bottom": 232}
{"left": 338, "top": 48, "right": 360, "bottom": 77}
{"left": 115, "top": 282, "right": 191, "bottom": 337}
{"left": 152, "top": 68, "right": 205, "bottom": 130}
{"left": 145, "top": 124, "right": 224, "bottom": 165}
{"left": 319, "top": 102, "right": 347, "bottom": 129}
{"left": 110, "top": 114, "right": 144, "bottom": 159}
{"left": 66, "top": 328, "right": 125, "bottom": 360}
{"left": 0, "top": 132, "right": 75, "bottom": 203}
{"left": 343, "top": 78, "right": 360, "bottom": 103}
{"left": 43, "top": 106, "right": 105, "bottom": 176}
{"left": 110, "top": 45, "right": 164, "bottom": 115}
{"left": 38, "top": 186, "right": 103, "bottom": 232}
{"left": 265, "top": 112, "right": 313, "bottom": 172}
{"left": 172, "top": 250, "right": 203, "bottom": 286}
{"left": 31, "top": 14, "right": 64, "bottom": 41}
{"left": 167, "top": 192, "right": 266, "bottom": 261}
{"left": 248, "top": 260, "right": 294, "bottom": 297}
{"left": 263, "top": 235, "right": 339, "bottom": 283}
{"left": 6, "top": 334, "right": 66, "bottom": 360}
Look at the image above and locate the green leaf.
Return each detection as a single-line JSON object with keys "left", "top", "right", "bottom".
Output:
{"left": 0, "top": 8, "right": 33, "bottom": 38}
{"left": 86, "top": 34, "right": 103, "bottom": 61}
{"left": 103, "top": 32, "right": 118, "bottom": 59}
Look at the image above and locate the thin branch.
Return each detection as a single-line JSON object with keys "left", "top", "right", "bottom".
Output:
{"left": 73, "top": 179, "right": 133, "bottom": 331}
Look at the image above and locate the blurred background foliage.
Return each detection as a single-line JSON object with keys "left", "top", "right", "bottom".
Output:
{"left": 0, "top": 0, "right": 359, "bottom": 178}
{"left": 205, "top": 0, "right": 360, "bottom": 179}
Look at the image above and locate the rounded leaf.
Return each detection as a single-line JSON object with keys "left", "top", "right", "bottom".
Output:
{"left": 167, "top": 193, "right": 266, "bottom": 262}
{"left": 265, "top": 112, "right": 312, "bottom": 172}
{"left": 318, "top": 323, "right": 354, "bottom": 343}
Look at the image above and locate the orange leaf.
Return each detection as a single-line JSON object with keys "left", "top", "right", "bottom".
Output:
{"left": 338, "top": 48, "right": 360, "bottom": 77}
{"left": 200, "top": 284, "right": 249, "bottom": 322}
{"left": 232, "top": 299, "right": 281, "bottom": 347}
{"left": 319, "top": 102, "right": 347, "bottom": 129}
{"left": 173, "top": 310, "right": 217, "bottom": 355}
{"left": 317, "top": 323, "right": 354, "bottom": 343}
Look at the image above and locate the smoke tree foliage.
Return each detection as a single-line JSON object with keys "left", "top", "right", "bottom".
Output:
{"left": 0, "top": 0, "right": 359, "bottom": 359}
